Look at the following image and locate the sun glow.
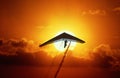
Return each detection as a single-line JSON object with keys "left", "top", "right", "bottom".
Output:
{"left": 54, "top": 31, "right": 76, "bottom": 52}
{"left": 38, "top": 15, "right": 92, "bottom": 57}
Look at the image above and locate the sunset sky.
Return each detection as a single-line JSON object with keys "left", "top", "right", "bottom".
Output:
{"left": 0, "top": 0, "right": 120, "bottom": 48}
{"left": 0, "top": 0, "right": 120, "bottom": 78}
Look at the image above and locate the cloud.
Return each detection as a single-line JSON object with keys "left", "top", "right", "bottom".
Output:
{"left": 81, "top": 9, "right": 106, "bottom": 16}
{"left": 90, "top": 44, "right": 120, "bottom": 71}
{"left": 113, "top": 7, "right": 120, "bottom": 11}
{"left": 0, "top": 39, "right": 3, "bottom": 46}
{"left": 113, "top": 7, "right": 120, "bottom": 14}
{"left": 0, "top": 39, "right": 120, "bottom": 71}
{"left": 93, "top": 44, "right": 112, "bottom": 55}
{"left": 0, "top": 38, "right": 52, "bottom": 66}
{"left": 0, "top": 38, "right": 39, "bottom": 55}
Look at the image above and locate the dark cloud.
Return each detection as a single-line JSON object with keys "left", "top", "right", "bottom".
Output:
{"left": 0, "top": 39, "right": 3, "bottom": 46}
{"left": 0, "top": 38, "right": 52, "bottom": 66}
{"left": 0, "top": 39, "right": 120, "bottom": 72}
{"left": 0, "top": 38, "right": 39, "bottom": 55}
{"left": 90, "top": 44, "right": 120, "bottom": 71}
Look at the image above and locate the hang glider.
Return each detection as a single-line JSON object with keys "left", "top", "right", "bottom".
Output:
{"left": 39, "top": 32, "right": 85, "bottom": 48}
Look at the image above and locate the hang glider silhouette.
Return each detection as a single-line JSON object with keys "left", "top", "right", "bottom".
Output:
{"left": 39, "top": 32, "right": 85, "bottom": 78}
{"left": 39, "top": 32, "right": 85, "bottom": 48}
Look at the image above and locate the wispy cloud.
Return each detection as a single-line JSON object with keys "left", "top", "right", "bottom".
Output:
{"left": 81, "top": 9, "right": 106, "bottom": 16}
{"left": 113, "top": 7, "right": 120, "bottom": 14}
{"left": 113, "top": 7, "right": 120, "bottom": 11}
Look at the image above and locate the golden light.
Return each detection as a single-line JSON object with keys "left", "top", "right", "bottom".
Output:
{"left": 37, "top": 14, "right": 93, "bottom": 58}
{"left": 54, "top": 31, "right": 76, "bottom": 52}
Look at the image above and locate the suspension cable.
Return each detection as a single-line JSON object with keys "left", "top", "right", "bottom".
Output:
{"left": 54, "top": 41, "right": 71, "bottom": 78}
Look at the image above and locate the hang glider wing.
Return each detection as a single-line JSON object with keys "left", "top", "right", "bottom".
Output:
{"left": 39, "top": 32, "right": 85, "bottom": 47}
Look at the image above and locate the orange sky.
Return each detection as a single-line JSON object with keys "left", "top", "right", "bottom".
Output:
{"left": 0, "top": 0, "right": 120, "bottom": 50}
{"left": 0, "top": 1, "right": 120, "bottom": 78}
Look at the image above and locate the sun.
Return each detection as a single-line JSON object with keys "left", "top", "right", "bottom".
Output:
{"left": 53, "top": 31, "right": 76, "bottom": 52}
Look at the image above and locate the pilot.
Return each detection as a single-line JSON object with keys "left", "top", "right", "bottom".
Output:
{"left": 64, "top": 40, "right": 68, "bottom": 48}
